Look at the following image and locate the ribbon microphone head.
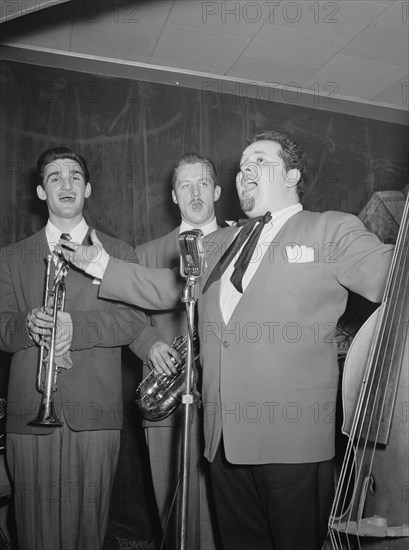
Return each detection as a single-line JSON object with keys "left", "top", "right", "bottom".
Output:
{"left": 179, "top": 229, "right": 206, "bottom": 278}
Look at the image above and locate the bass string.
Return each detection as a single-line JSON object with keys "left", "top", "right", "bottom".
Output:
{"left": 346, "top": 207, "right": 409, "bottom": 526}
{"left": 328, "top": 310, "right": 389, "bottom": 542}
{"left": 329, "top": 193, "right": 409, "bottom": 543}
{"left": 358, "top": 194, "right": 409, "bottom": 445}
{"left": 337, "top": 312, "right": 392, "bottom": 530}
{"left": 328, "top": 319, "right": 394, "bottom": 542}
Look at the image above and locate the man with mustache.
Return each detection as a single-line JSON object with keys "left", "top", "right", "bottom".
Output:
{"left": 0, "top": 147, "right": 150, "bottom": 550}
{"left": 129, "top": 152, "right": 221, "bottom": 550}
{"left": 62, "top": 131, "right": 394, "bottom": 550}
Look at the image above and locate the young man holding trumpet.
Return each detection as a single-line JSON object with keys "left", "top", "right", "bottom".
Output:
{"left": 0, "top": 147, "right": 156, "bottom": 550}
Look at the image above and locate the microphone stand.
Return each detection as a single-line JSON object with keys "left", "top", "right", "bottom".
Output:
{"left": 177, "top": 231, "right": 204, "bottom": 550}
{"left": 178, "top": 273, "right": 199, "bottom": 550}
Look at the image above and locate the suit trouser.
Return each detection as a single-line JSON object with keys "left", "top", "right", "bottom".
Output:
{"left": 6, "top": 423, "right": 120, "bottom": 550}
{"left": 209, "top": 442, "right": 334, "bottom": 550}
{"left": 145, "top": 412, "right": 219, "bottom": 550}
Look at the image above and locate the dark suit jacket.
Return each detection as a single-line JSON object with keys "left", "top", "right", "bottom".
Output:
{"left": 131, "top": 226, "right": 218, "bottom": 427}
{"left": 99, "top": 210, "right": 394, "bottom": 464}
{"left": 131, "top": 228, "right": 185, "bottom": 355}
{"left": 129, "top": 228, "right": 185, "bottom": 427}
{"left": 0, "top": 226, "right": 148, "bottom": 435}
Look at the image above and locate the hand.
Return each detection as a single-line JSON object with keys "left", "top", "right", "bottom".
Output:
{"left": 54, "top": 311, "right": 73, "bottom": 356}
{"left": 60, "top": 229, "right": 107, "bottom": 277}
{"left": 147, "top": 340, "right": 180, "bottom": 376}
{"left": 26, "top": 307, "right": 53, "bottom": 345}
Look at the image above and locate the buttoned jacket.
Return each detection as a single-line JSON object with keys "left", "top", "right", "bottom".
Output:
{"left": 0, "top": 227, "right": 148, "bottom": 434}
{"left": 100, "top": 211, "right": 393, "bottom": 463}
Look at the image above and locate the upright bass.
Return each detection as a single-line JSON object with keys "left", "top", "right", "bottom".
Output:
{"left": 328, "top": 191, "right": 409, "bottom": 550}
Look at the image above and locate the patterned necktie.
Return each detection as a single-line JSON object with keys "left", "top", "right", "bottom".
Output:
{"left": 56, "top": 233, "right": 71, "bottom": 278}
{"left": 54, "top": 233, "right": 72, "bottom": 370}
{"left": 203, "top": 211, "right": 272, "bottom": 294}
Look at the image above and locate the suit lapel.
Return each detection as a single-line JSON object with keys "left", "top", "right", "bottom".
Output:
{"left": 61, "top": 227, "right": 93, "bottom": 289}
{"left": 170, "top": 227, "right": 180, "bottom": 264}
{"left": 35, "top": 229, "right": 52, "bottom": 302}
{"left": 223, "top": 212, "right": 306, "bottom": 324}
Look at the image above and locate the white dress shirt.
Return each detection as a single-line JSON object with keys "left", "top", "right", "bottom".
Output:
{"left": 46, "top": 218, "right": 89, "bottom": 257}
{"left": 179, "top": 217, "right": 218, "bottom": 237}
{"left": 220, "top": 203, "right": 303, "bottom": 324}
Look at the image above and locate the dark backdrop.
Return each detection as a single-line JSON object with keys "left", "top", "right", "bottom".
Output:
{"left": 1, "top": 59, "right": 408, "bottom": 249}
{"left": 0, "top": 58, "right": 408, "bottom": 548}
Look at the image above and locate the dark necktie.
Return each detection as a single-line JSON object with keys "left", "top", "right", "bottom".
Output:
{"left": 60, "top": 233, "right": 72, "bottom": 242}
{"left": 203, "top": 211, "right": 272, "bottom": 294}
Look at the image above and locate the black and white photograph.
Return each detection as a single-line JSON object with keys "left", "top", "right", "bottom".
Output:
{"left": 0, "top": 1, "right": 408, "bottom": 549}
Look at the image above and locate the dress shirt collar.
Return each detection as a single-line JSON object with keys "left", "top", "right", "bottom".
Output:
{"left": 264, "top": 203, "right": 303, "bottom": 229}
{"left": 45, "top": 217, "right": 89, "bottom": 252}
{"left": 179, "top": 217, "right": 218, "bottom": 237}
{"left": 219, "top": 202, "right": 303, "bottom": 324}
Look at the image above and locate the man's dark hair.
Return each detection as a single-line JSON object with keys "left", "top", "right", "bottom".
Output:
{"left": 248, "top": 131, "right": 308, "bottom": 200}
{"left": 37, "top": 146, "right": 90, "bottom": 186}
{"left": 171, "top": 152, "right": 218, "bottom": 189}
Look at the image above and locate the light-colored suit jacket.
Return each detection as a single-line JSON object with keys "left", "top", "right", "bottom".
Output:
{"left": 0, "top": 227, "right": 149, "bottom": 434}
{"left": 100, "top": 211, "right": 393, "bottom": 464}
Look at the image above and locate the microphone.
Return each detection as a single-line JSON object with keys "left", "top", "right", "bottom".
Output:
{"left": 178, "top": 229, "right": 205, "bottom": 278}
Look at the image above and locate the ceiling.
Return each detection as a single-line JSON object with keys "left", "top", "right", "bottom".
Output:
{"left": 0, "top": 0, "right": 408, "bottom": 123}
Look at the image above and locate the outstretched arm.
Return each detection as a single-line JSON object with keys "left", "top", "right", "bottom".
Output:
{"left": 100, "top": 257, "right": 181, "bottom": 310}
{"left": 61, "top": 229, "right": 181, "bottom": 310}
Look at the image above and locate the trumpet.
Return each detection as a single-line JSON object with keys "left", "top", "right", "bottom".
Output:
{"left": 28, "top": 253, "right": 69, "bottom": 427}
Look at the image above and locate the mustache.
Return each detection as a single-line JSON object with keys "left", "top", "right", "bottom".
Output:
{"left": 190, "top": 198, "right": 204, "bottom": 205}
{"left": 58, "top": 192, "right": 77, "bottom": 198}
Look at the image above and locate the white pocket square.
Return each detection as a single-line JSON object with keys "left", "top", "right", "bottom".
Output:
{"left": 286, "top": 245, "right": 315, "bottom": 263}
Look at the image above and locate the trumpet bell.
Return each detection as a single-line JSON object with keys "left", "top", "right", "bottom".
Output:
{"left": 27, "top": 399, "right": 63, "bottom": 427}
